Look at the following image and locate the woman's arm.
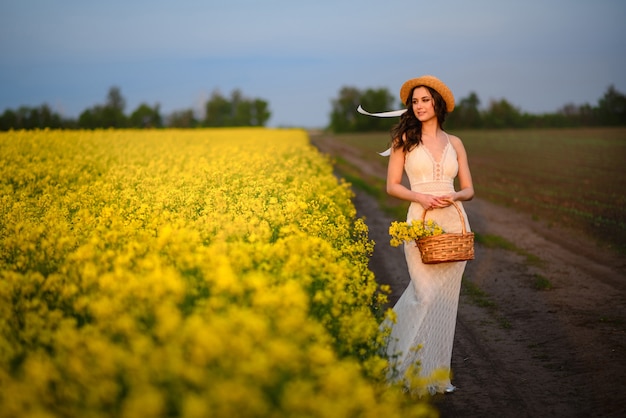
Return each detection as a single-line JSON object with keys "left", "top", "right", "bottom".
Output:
{"left": 443, "top": 135, "right": 474, "bottom": 203}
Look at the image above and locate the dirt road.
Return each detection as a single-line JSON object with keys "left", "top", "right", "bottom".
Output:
{"left": 312, "top": 135, "right": 626, "bottom": 418}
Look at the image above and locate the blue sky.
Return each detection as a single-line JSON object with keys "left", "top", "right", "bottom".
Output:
{"left": 1, "top": 0, "right": 625, "bottom": 127}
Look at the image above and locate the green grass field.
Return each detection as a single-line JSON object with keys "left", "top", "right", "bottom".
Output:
{"left": 321, "top": 128, "right": 626, "bottom": 254}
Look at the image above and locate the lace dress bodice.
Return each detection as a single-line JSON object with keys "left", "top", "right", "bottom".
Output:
{"left": 405, "top": 139, "right": 458, "bottom": 190}
{"left": 404, "top": 136, "right": 468, "bottom": 233}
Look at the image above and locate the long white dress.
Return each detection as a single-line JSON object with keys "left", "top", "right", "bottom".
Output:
{"left": 384, "top": 134, "right": 470, "bottom": 395}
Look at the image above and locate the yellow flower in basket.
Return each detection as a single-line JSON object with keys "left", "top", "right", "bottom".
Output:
{"left": 388, "top": 219, "right": 444, "bottom": 247}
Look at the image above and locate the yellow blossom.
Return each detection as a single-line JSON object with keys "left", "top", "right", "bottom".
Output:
{"left": 389, "top": 219, "right": 445, "bottom": 247}
{"left": 0, "top": 128, "right": 434, "bottom": 417}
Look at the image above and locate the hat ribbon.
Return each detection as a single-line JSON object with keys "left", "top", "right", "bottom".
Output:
{"left": 356, "top": 105, "right": 407, "bottom": 118}
{"left": 356, "top": 105, "right": 406, "bottom": 156}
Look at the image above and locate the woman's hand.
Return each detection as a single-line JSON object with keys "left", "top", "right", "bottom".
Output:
{"left": 437, "top": 193, "right": 458, "bottom": 206}
{"left": 419, "top": 194, "right": 453, "bottom": 210}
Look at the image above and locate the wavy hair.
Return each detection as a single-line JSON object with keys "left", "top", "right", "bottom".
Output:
{"left": 390, "top": 85, "right": 449, "bottom": 153}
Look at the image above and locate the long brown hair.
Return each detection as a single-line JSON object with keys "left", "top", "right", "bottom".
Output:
{"left": 390, "top": 85, "right": 449, "bottom": 153}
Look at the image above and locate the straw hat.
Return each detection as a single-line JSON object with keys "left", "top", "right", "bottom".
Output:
{"left": 400, "top": 75, "right": 455, "bottom": 112}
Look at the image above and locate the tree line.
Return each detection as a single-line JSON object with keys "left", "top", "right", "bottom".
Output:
{"left": 2, "top": 83, "right": 624, "bottom": 131}
{"left": 0, "top": 87, "right": 271, "bottom": 131}
{"left": 330, "top": 84, "right": 626, "bottom": 132}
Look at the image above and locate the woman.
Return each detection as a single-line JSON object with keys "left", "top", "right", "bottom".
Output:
{"left": 384, "top": 75, "right": 474, "bottom": 395}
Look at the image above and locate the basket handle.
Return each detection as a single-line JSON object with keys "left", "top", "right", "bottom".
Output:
{"left": 421, "top": 200, "right": 467, "bottom": 234}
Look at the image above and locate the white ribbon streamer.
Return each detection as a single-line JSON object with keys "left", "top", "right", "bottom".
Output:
{"left": 356, "top": 105, "right": 407, "bottom": 118}
{"left": 356, "top": 105, "right": 404, "bottom": 156}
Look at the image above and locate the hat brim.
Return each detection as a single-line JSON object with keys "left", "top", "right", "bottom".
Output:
{"left": 400, "top": 75, "right": 455, "bottom": 113}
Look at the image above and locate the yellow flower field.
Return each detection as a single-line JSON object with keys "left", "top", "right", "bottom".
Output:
{"left": 0, "top": 128, "right": 433, "bottom": 417}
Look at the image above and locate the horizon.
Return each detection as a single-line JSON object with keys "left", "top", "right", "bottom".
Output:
{"left": 2, "top": 0, "right": 625, "bottom": 128}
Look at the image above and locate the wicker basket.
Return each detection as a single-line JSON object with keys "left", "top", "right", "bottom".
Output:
{"left": 416, "top": 201, "right": 474, "bottom": 264}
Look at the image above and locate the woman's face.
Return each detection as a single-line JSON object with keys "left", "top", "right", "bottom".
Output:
{"left": 411, "top": 86, "right": 436, "bottom": 122}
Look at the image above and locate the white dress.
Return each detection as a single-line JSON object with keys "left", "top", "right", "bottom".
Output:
{"left": 384, "top": 134, "right": 470, "bottom": 395}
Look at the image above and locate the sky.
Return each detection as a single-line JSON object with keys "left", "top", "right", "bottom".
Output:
{"left": 1, "top": 0, "right": 625, "bottom": 128}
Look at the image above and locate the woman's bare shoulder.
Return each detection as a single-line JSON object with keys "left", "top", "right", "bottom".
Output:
{"left": 447, "top": 132, "right": 463, "bottom": 143}
{"left": 447, "top": 133, "right": 468, "bottom": 155}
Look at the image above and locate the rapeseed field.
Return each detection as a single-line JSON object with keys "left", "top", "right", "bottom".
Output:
{"left": 0, "top": 129, "right": 433, "bottom": 417}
